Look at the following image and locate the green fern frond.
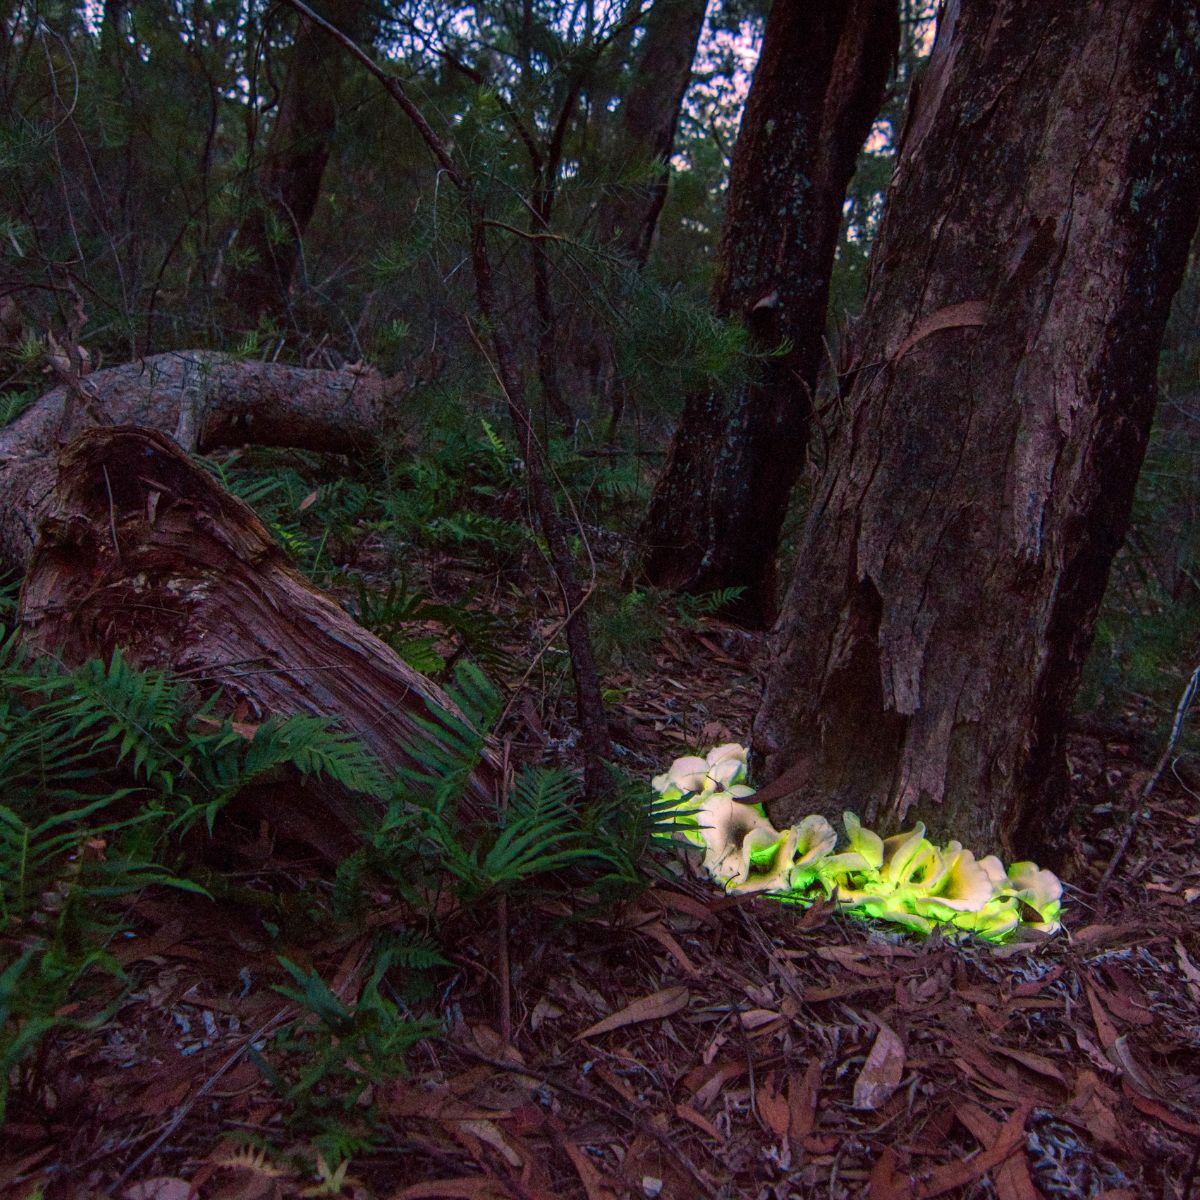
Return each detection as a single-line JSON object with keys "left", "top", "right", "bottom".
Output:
{"left": 479, "top": 418, "right": 516, "bottom": 472}
{"left": 371, "top": 929, "right": 448, "bottom": 974}
{"left": 442, "top": 660, "right": 502, "bottom": 734}
{"left": 54, "top": 649, "right": 189, "bottom": 784}
{"left": 242, "top": 714, "right": 389, "bottom": 799}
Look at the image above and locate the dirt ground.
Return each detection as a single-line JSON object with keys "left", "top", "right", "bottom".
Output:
{"left": 3, "top": 616, "right": 1199, "bottom": 1200}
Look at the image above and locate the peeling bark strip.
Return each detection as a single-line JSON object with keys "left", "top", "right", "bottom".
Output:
{"left": 754, "top": 0, "right": 1200, "bottom": 858}
{"left": 638, "top": 0, "right": 898, "bottom": 627}
{"left": 18, "top": 427, "right": 495, "bottom": 818}
{"left": 0, "top": 350, "right": 400, "bottom": 573}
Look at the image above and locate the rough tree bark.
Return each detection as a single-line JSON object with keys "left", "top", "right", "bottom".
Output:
{"left": 594, "top": 0, "right": 709, "bottom": 265}
{"left": 753, "top": 0, "right": 1200, "bottom": 860}
{"left": 226, "top": 0, "right": 369, "bottom": 327}
{"left": 638, "top": 0, "right": 897, "bottom": 627}
{"left": 1, "top": 355, "right": 494, "bottom": 821}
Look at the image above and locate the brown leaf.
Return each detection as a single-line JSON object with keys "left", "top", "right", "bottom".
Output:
{"left": 456, "top": 1119, "right": 522, "bottom": 1167}
{"left": 691, "top": 1061, "right": 744, "bottom": 1109}
{"left": 988, "top": 1045, "right": 1068, "bottom": 1086}
{"left": 1123, "top": 1083, "right": 1200, "bottom": 1137}
{"left": 892, "top": 300, "right": 989, "bottom": 364}
{"left": 575, "top": 987, "right": 689, "bottom": 1040}
{"left": 803, "top": 979, "right": 892, "bottom": 1002}
{"left": 113, "top": 921, "right": 188, "bottom": 966}
{"left": 739, "top": 1008, "right": 783, "bottom": 1030}
{"left": 1068, "top": 1071, "right": 1127, "bottom": 1155}
{"left": 1174, "top": 938, "right": 1200, "bottom": 983}
{"left": 297, "top": 489, "right": 319, "bottom": 512}
{"left": 1095, "top": 967, "right": 1154, "bottom": 1027}
{"left": 651, "top": 889, "right": 721, "bottom": 929}
{"left": 1070, "top": 924, "right": 1126, "bottom": 944}
{"left": 853, "top": 1020, "right": 906, "bottom": 1110}
{"left": 816, "top": 945, "right": 889, "bottom": 977}
{"left": 756, "top": 1074, "right": 790, "bottom": 1139}
{"left": 593, "top": 1063, "right": 642, "bottom": 1108}
{"left": 1108, "top": 1034, "right": 1167, "bottom": 1101}
{"left": 1084, "top": 983, "right": 1120, "bottom": 1051}
{"left": 955, "top": 1103, "right": 1041, "bottom": 1200}
{"left": 674, "top": 1103, "right": 723, "bottom": 1142}
{"left": 636, "top": 921, "right": 702, "bottom": 977}
{"left": 788, "top": 1060, "right": 822, "bottom": 1143}
{"left": 394, "top": 1180, "right": 510, "bottom": 1200}
{"left": 122, "top": 1179, "right": 194, "bottom": 1200}
{"left": 1012, "top": 966, "right": 1063, "bottom": 997}
{"left": 868, "top": 1142, "right": 912, "bottom": 1200}
{"left": 804, "top": 1134, "right": 840, "bottom": 1153}
{"left": 915, "top": 1103, "right": 1031, "bottom": 1198}
{"left": 558, "top": 1140, "right": 620, "bottom": 1200}
{"left": 471, "top": 1023, "right": 525, "bottom": 1064}
{"left": 868, "top": 1147, "right": 913, "bottom": 1200}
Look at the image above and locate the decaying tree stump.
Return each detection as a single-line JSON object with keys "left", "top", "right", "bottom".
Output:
{"left": 2, "top": 356, "right": 497, "bottom": 826}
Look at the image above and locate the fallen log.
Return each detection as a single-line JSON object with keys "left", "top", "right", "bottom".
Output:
{"left": 0, "top": 349, "right": 399, "bottom": 572}
{"left": 2, "top": 356, "right": 497, "bottom": 826}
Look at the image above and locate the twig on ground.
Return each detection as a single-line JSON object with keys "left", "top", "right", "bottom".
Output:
{"left": 1097, "top": 661, "right": 1200, "bottom": 894}
{"left": 458, "top": 1045, "right": 717, "bottom": 1198}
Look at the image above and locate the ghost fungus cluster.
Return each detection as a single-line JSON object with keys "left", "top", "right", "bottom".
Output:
{"left": 651, "top": 745, "right": 1062, "bottom": 942}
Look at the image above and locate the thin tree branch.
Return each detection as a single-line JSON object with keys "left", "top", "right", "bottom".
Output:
{"left": 281, "top": 0, "right": 467, "bottom": 190}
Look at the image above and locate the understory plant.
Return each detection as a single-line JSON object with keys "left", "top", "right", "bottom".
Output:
{"left": 337, "top": 661, "right": 647, "bottom": 915}
{"left": 652, "top": 744, "right": 1062, "bottom": 942}
{"left": 0, "top": 626, "right": 392, "bottom": 1118}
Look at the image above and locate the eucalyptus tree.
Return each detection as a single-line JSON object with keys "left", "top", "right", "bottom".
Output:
{"left": 753, "top": 0, "right": 1200, "bottom": 860}
{"left": 226, "top": 0, "right": 375, "bottom": 328}
{"left": 637, "top": 0, "right": 898, "bottom": 627}
{"left": 593, "top": 0, "right": 709, "bottom": 266}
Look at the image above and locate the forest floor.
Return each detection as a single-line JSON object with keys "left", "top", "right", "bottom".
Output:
{"left": 3, "top": 570, "right": 1200, "bottom": 1200}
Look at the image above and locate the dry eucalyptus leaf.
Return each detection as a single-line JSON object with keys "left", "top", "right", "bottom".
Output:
{"left": 852, "top": 1020, "right": 906, "bottom": 1110}
{"left": 575, "top": 986, "right": 689, "bottom": 1040}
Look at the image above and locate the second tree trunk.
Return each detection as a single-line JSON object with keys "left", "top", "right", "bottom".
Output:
{"left": 638, "top": 0, "right": 897, "bottom": 626}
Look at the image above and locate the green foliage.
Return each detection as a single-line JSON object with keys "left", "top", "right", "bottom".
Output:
{"left": 263, "top": 933, "right": 444, "bottom": 1146}
{"left": 0, "top": 619, "right": 656, "bottom": 1128}
{"left": 200, "top": 452, "right": 377, "bottom": 577}
{"left": 0, "top": 628, "right": 392, "bottom": 1117}
{"left": 334, "top": 661, "right": 647, "bottom": 914}
{"left": 1081, "top": 414, "right": 1200, "bottom": 741}
{"left": 0, "top": 390, "right": 35, "bottom": 428}
{"left": 379, "top": 423, "right": 530, "bottom": 563}
{"left": 344, "top": 573, "right": 513, "bottom": 674}
{"left": 273, "top": 938, "right": 443, "bottom": 1096}
{"left": 612, "top": 280, "right": 754, "bottom": 407}
{"left": 674, "top": 586, "right": 747, "bottom": 628}
{"left": 0, "top": 572, "right": 19, "bottom": 623}
{"left": 591, "top": 587, "right": 666, "bottom": 671}
{"left": 590, "top": 585, "right": 748, "bottom": 673}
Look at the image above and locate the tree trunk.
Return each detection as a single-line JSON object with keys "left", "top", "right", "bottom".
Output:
{"left": 753, "top": 0, "right": 1200, "bottom": 860}
{"left": 594, "top": 0, "right": 709, "bottom": 265}
{"left": 638, "top": 0, "right": 897, "bottom": 627}
{"left": 1, "top": 358, "right": 495, "bottom": 822}
{"left": 225, "top": 0, "right": 369, "bottom": 327}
